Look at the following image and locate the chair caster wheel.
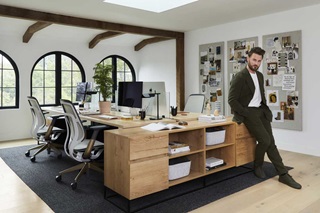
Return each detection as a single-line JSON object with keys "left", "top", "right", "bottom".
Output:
{"left": 71, "top": 182, "right": 77, "bottom": 190}
{"left": 25, "top": 151, "right": 30, "bottom": 157}
{"left": 56, "top": 175, "right": 62, "bottom": 182}
{"left": 57, "top": 154, "right": 62, "bottom": 159}
{"left": 30, "top": 156, "right": 36, "bottom": 162}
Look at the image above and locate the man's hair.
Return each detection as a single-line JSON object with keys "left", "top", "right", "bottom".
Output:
{"left": 248, "top": 47, "right": 265, "bottom": 58}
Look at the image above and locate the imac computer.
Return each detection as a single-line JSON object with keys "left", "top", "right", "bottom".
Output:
{"left": 142, "top": 81, "right": 170, "bottom": 119}
{"left": 117, "top": 81, "right": 143, "bottom": 113}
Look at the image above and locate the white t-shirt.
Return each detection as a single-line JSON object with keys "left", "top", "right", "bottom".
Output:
{"left": 248, "top": 72, "right": 261, "bottom": 107}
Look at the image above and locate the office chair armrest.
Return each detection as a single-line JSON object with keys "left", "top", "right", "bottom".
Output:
{"left": 88, "top": 125, "right": 108, "bottom": 132}
{"left": 42, "top": 110, "right": 49, "bottom": 115}
{"left": 44, "top": 114, "right": 65, "bottom": 140}
{"left": 83, "top": 125, "right": 107, "bottom": 159}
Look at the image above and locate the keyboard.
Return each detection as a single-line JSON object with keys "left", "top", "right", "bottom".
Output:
{"left": 79, "top": 110, "right": 101, "bottom": 115}
{"left": 98, "top": 115, "right": 117, "bottom": 119}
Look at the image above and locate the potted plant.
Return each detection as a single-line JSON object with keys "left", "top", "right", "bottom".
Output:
{"left": 92, "top": 63, "right": 114, "bottom": 113}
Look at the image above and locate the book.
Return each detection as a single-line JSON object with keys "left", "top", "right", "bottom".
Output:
{"left": 97, "top": 115, "right": 118, "bottom": 120}
{"left": 206, "top": 162, "right": 226, "bottom": 170}
{"left": 206, "top": 157, "right": 224, "bottom": 167}
{"left": 198, "top": 115, "right": 226, "bottom": 123}
{"left": 141, "top": 122, "right": 186, "bottom": 131}
{"left": 168, "top": 141, "right": 190, "bottom": 154}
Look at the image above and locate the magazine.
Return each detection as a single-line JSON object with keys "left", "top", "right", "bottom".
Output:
{"left": 169, "top": 141, "right": 190, "bottom": 154}
{"left": 141, "top": 122, "right": 186, "bottom": 131}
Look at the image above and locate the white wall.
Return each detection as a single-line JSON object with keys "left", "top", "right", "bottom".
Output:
{"left": 185, "top": 5, "right": 320, "bottom": 156}
{"left": 2, "top": 4, "right": 319, "bottom": 157}
{"left": 0, "top": 33, "right": 176, "bottom": 141}
{"left": 137, "top": 39, "right": 176, "bottom": 106}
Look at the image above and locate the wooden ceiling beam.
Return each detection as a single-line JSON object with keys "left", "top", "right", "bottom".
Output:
{"left": 23, "top": 21, "right": 52, "bottom": 43}
{"left": 89, "top": 31, "right": 124, "bottom": 49}
{"left": 134, "top": 37, "right": 172, "bottom": 51}
{"left": 0, "top": 5, "right": 184, "bottom": 39}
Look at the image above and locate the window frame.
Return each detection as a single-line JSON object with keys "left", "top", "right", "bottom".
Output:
{"left": 99, "top": 55, "right": 136, "bottom": 103}
{"left": 30, "top": 51, "right": 85, "bottom": 106}
{"left": 0, "top": 50, "right": 20, "bottom": 109}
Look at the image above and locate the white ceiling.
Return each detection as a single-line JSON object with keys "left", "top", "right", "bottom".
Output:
{"left": 1, "top": 0, "right": 320, "bottom": 47}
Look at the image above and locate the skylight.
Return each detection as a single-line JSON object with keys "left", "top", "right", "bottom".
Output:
{"left": 103, "top": 0, "right": 198, "bottom": 13}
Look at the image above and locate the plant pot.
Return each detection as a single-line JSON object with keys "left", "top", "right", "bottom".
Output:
{"left": 99, "top": 101, "right": 111, "bottom": 114}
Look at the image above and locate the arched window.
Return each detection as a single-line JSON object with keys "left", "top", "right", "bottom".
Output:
{"left": 99, "top": 55, "right": 136, "bottom": 102}
{"left": 31, "top": 51, "right": 85, "bottom": 106}
{"left": 0, "top": 50, "right": 19, "bottom": 109}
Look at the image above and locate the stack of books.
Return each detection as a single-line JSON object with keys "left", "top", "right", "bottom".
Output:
{"left": 168, "top": 141, "right": 190, "bottom": 154}
{"left": 198, "top": 115, "right": 226, "bottom": 123}
{"left": 205, "top": 157, "right": 225, "bottom": 170}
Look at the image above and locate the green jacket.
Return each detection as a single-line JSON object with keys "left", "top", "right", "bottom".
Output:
{"left": 228, "top": 67, "right": 272, "bottom": 124}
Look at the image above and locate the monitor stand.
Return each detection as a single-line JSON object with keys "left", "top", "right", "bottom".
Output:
{"left": 149, "top": 92, "right": 162, "bottom": 120}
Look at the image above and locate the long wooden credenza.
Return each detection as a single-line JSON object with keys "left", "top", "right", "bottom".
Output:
{"left": 104, "top": 118, "right": 256, "bottom": 200}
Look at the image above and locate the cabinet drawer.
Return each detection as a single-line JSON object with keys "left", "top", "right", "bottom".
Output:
{"left": 129, "top": 156, "right": 169, "bottom": 199}
{"left": 236, "top": 137, "right": 256, "bottom": 166}
{"left": 235, "top": 123, "right": 253, "bottom": 139}
{"left": 130, "top": 133, "right": 168, "bottom": 160}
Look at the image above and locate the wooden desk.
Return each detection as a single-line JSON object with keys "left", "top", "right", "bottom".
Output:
{"left": 43, "top": 106, "right": 200, "bottom": 129}
{"left": 44, "top": 106, "right": 256, "bottom": 200}
{"left": 104, "top": 118, "right": 256, "bottom": 200}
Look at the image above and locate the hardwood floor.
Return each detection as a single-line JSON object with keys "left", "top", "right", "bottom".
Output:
{"left": 1, "top": 139, "right": 320, "bottom": 213}
{"left": 192, "top": 150, "right": 320, "bottom": 213}
{"left": 0, "top": 139, "right": 53, "bottom": 212}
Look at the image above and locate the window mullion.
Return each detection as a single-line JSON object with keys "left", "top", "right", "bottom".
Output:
{"left": 56, "top": 53, "right": 62, "bottom": 105}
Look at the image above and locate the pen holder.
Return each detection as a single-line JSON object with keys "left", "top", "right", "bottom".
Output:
{"left": 139, "top": 110, "right": 146, "bottom": 120}
{"left": 171, "top": 106, "right": 177, "bottom": 116}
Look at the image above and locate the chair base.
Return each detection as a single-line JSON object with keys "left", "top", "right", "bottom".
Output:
{"left": 25, "top": 142, "right": 63, "bottom": 162}
{"left": 56, "top": 161, "right": 104, "bottom": 190}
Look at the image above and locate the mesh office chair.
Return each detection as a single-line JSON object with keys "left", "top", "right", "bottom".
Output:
{"left": 25, "top": 96, "right": 64, "bottom": 162}
{"left": 184, "top": 94, "right": 205, "bottom": 113}
{"left": 56, "top": 99, "right": 106, "bottom": 190}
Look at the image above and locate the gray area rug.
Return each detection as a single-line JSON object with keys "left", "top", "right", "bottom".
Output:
{"left": 0, "top": 145, "right": 283, "bottom": 213}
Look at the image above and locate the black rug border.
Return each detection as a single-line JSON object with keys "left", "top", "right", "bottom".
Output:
{"left": 0, "top": 145, "right": 286, "bottom": 213}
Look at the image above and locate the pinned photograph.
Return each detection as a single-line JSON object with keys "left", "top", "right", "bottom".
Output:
{"left": 266, "top": 37, "right": 275, "bottom": 48}
{"left": 287, "top": 91, "right": 299, "bottom": 108}
{"left": 201, "top": 84, "right": 207, "bottom": 93}
{"left": 233, "top": 63, "right": 241, "bottom": 72}
{"left": 200, "top": 51, "right": 208, "bottom": 64}
{"left": 282, "top": 36, "right": 291, "bottom": 47}
{"left": 234, "top": 40, "right": 246, "bottom": 50}
{"left": 229, "top": 48, "right": 235, "bottom": 61}
{"left": 272, "top": 110, "right": 284, "bottom": 122}
{"left": 267, "top": 90, "right": 279, "bottom": 106}
{"left": 278, "top": 52, "right": 288, "bottom": 68}
{"left": 215, "top": 60, "right": 221, "bottom": 72}
{"left": 273, "top": 72, "right": 284, "bottom": 87}
{"left": 267, "top": 62, "right": 278, "bottom": 75}
{"left": 265, "top": 79, "right": 271, "bottom": 87}
{"left": 284, "top": 106, "right": 295, "bottom": 120}
{"left": 216, "top": 46, "right": 221, "bottom": 55}
{"left": 273, "top": 36, "right": 283, "bottom": 52}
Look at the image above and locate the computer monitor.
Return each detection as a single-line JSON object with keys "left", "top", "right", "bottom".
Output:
{"left": 76, "top": 82, "right": 94, "bottom": 102}
{"left": 117, "top": 81, "right": 143, "bottom": 109}
{"left": 142, "top": 82, "right": 170, "bottom": 119}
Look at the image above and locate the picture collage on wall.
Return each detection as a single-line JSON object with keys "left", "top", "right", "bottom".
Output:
{"left": 226, "top": 36, "right": 259, "bottom": 115}
{"left": 263, "top": 30, "right": 302, "bottom": 131}
{"left": 199, "top": 42, "right": 224, "bottom": 114}
{"left": 198, "top": 31, "right": 302, "bottom": 131}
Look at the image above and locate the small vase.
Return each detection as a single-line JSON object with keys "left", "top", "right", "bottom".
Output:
{"left": 99, "top": 101, "right": 111, "bottom": 114}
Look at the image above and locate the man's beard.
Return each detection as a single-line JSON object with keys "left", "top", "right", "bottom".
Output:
{"left": 248, "top": 63, "right": 259, "bottom": 71}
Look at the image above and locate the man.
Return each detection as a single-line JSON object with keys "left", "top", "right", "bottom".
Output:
{"left": 228, "top": 47, "right": 301, "bottom": 189}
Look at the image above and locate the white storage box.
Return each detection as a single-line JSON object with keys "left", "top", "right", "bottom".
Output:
{"left": 169, "top": 157, "right": 191, "bottom": 180}
{"left": 206, "top": 127, "right": 226, "bottom": 145}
